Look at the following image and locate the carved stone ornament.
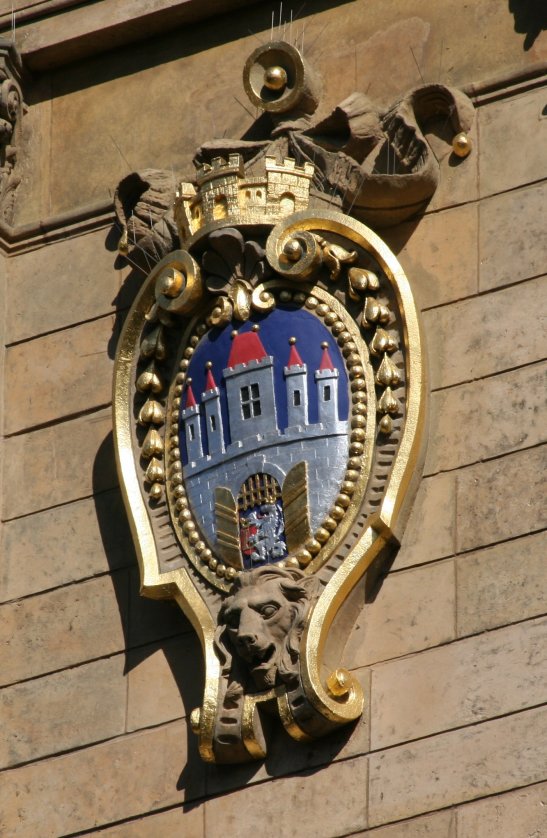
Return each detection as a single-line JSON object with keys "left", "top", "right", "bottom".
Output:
{"left": 113, "top": 40, "right": 475, "bottom": 763}
{"left": 0, "top": 38, "right": 24, "bottom": 224}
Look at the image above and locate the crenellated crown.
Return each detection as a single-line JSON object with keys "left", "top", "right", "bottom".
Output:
{"left": 174, "top": 153, "right": 314, "bottom": 241}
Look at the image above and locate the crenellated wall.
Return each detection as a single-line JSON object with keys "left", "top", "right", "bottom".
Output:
{"left": 0, "top": 1, "right": 546, "bottom": 835}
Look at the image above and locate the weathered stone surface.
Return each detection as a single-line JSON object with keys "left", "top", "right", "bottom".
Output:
{"left": 394, "top": 472, "right": 455, "bottom": 570}
{"left": 97, "top": 805, "right": 204, "bottom": 838}
{"left": 0, "top": 719, "right": 206, "bottom": 838}
{"left": 456, "top": 445, "right": 547, "bottom": 552}
{"left": 0, "top": 655, "right": 126, "bottom": 768}
{"left": 2, "top": 408, "right": 116, "bottom": 519}
{"left": 457, "top": 780, "right": 547, "bottom": 838}
{"left": 368, "top": 704, "right": 547, "bottom": 826}
{"left": 127, "top": 633, "right": 203, "bottom": 732}
{"left": 384, "top": 203, "right": 478, "bottom": 311}
{"left": 205, "top": 755, "right": 368, "bottom": 838}
{"left": 456, "top": 530, "right": 547, "bottom": 635}
{"left": 343, "top": 561, "right": 455, "bottom": 669}
{"left": 0, "top": 489, "right": 134, "bottom": 603}
{"left": 0, "top": 573, "right": 127, "bottom": 686}
{"left": 424, "top": 275, "right": 546, "bottom": 389}
{"left": 370, "top": 616, "right": 547, "bottom": 749}
{"left": 4, "top": 315, "right": 115, "bottom": 434}
{"left": 480, "top": 182, "right": 547, "bottom": 292}
{"left": 354, "top": 810, "right": 456, "bottom": 837}
{"left": 425, "top": 118, "right": 478, "bottom": 214}
{"left": 479, "top": 86, "right": 547, "bottom": 197}
{"left": 128, "top": 567, "right": 192, "bottom": 647}
{"left": 5, "top": 227, "right": 129, "bottom": 343}
{"left": 425, "top": 361, "right": 546, "bottom": 474}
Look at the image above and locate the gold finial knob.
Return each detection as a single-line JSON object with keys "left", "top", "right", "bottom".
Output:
{"left": 263, "top": 65, "right": 287, "bottom": 91}
{"left": 205, "top": 361, "right": 213, "bottom": 369}
{"left": 157, "top": 267, "right": 184, "bottom": 298}
{"left": 283, "top": 237, "right": 303, "bottom": 262}
{"left": 321, "top": 341, "right": 328, "bottom": 349}
{"left": 289, "top": 336, "right": 296, "bottom": 345}
{"left": 326, "top": 668, "right": 352, "bottom": 698}
{"left": 452, "top": 132, "right": 472, "bottom": 158}
{"left": 231, "top": 329, "right": 238, "bottom": 339}
{"left": 186, "top": 377, "right": 192, "bottom": 385}
{"left": 252, "top": 324, "right": 260, "bottom": 332}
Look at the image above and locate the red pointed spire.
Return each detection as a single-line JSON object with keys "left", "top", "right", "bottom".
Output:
{"left": 185, "top": 383, "right": 197, "bottom": 408}
{"left": 319, "top": 341, "right": 335, "bottom": 371}
{"left": 287, "top": 337, "right": 304, "bottom": 367}
{"left": 205, "top": 363, "right": 217, "bottom": 391}
{"left": 227, "top": 326, "right": 268, "bottom": 368}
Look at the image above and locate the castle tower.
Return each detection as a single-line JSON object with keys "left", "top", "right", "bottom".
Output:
{"left": 202, "top": 362, "right": 225, "bottom": 458}
{"left": 224, "top": 326, "right": 278, "bottom": 445}
{"left": 284, "top": 337, "right": 308, "bottom": 429}
{"left": 315, "top": 342, "right": 340, "bottom": 428}
{"left": 181, "top": 381, "right": 203, "bottom": 464}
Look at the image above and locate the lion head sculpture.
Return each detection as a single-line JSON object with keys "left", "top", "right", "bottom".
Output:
{"left": 216, "top": 565, "right": 321, "bottom": 691}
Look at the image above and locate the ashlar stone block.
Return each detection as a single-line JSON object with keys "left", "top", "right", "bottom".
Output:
{"left": 456, "top": 445, "right": 547, "bottom": 553}
{"left": 2, "top": 407, "right": 116, "bottom": 519}
{"left": 423, "top": 275, "right": 546, "bottom": 390}
{"left": 425, "top": 361, "right": 546, "bottom": 474}
{"left": 0, "top": 489, "right": 133, "bottom": 603}
{"left": 368, "top": 704, "right": 547, "bottom": 826}
{"left": 0, "top": 719, "right": 205, "bottom": 838}
{"left": 5, "top": 226, "right": 128, "bottom": 343}
{"left": 204, "top": 755, "right": 368, "bottom": 838}
{"left": 342, "top": 560, "right": 455, "bottom": 669}
{"left": 480, "top": 183, "right": 547, "bottom": 292}
{"left": 0, "top": 573, "right": 127, "bottom": 686}
{"left": 4, "top": 315, "right": 115, "bottom": 434}
{"left": 0, "top": 655, "right": 126, "bottom": 768}
{"left": 479, "top": 85, "right": 547, "bottom": 197}
{"left": 370, "top": 616, "right": 547, "bottom": 749}
{"left": 456, "top": 530, "right": 547, "bottom": 635}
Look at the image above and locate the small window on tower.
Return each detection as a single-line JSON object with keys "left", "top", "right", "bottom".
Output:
{"left": 189, "top": 424, "right": 195, "bottom": 440}
{"left": 241, "top": 383, "right": 261, "bottom": 419}
{"left": 210, "top": 415, "right": 216, "bottom": 431}
{"left": 293, "top": 389, "right": 301, "bottom": 406}
{"left": 324, "top": 385, "right": 331, "bottom": 402}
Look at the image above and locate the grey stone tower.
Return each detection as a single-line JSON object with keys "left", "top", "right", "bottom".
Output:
{"left": 284, "top": 337, "right": 308, "bottom": 429}
{"left": 202, "top": 363, "right": 225, "bottom": 458}
{"left": 181, "top": 382, "right": 203, "bottom": 464}
{"left": 224, "top": 327, "right": 278, "bottom": 444}
{"left": 315, "top": 342, "right": 339, "bottom": 429}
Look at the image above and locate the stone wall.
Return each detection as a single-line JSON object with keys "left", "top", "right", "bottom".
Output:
{"left": 0, "top": 1, "right": 546, "bottom": 836}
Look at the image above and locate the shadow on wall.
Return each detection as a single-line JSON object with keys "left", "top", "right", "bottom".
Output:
{"left": 509, "top": 0, "right": 547, "bottom": 50}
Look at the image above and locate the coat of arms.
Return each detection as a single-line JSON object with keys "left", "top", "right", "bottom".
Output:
{"left": 113, "top": 38, "right": 473, "bottom": 762}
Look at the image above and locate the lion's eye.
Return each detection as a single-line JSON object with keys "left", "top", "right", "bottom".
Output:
{"left": 225, "top": 611, "right": 240, "bottom": 629}
{"left": 260, "top": 604, "right": 279, "bottom": 619}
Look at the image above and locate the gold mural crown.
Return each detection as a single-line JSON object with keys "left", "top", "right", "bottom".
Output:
{"left": 174, "top": 152, "right": 314, "bottom": 241}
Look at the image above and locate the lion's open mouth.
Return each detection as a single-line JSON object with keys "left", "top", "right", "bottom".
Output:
{"left": 247, "top": 643, "right": 275, "bottom": 670}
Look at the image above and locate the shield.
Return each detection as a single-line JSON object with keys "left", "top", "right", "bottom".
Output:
{"left": 111, "top": 39, "right": 443, "bottom": 764}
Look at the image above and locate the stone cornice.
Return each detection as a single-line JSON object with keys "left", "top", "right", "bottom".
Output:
{"left": 0, "top": 0, "right": 261, "bottom": 71}
{"left": 0, "top": 197, "right": 113, "bottom": 254}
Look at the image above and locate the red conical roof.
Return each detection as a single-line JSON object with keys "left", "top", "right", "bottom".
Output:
{"left": 205, "top": 367, "right": 217, "bottom": 391}
{"left": 185, "top": 384, "right": 197, "bottom": 408}
{"left": 227, "top": 331, "right": 268, "bottom": 368}
{"left": 319, "top": 343, "right": 335, "bottom": 371}
{"left": 287, "top": 342, "right": 304, "bottom": 367}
